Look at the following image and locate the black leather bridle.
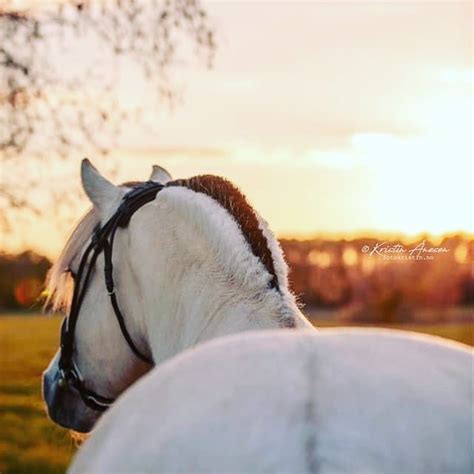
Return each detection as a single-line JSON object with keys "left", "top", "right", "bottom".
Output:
{"left": 57, "top": 181, "right": 164, "bottom": 411}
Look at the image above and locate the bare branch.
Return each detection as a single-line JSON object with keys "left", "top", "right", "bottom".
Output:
{"left": 0, "top": 0, "right": 216, "bottom": 225}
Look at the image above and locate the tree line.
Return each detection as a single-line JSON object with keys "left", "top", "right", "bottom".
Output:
{"left": 1, "top": 235, "right": 472, "bottom": 324}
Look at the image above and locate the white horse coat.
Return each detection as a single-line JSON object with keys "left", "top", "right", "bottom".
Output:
{"left": 69, "top": 329, "right": 473, "bottom": 474}
{"left": 42, "top": 162, "right": 473, "bottom": 473}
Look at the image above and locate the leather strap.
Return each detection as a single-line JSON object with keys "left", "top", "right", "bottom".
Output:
{"left": 58, "top": 181, "right": 164, "bottom": 410}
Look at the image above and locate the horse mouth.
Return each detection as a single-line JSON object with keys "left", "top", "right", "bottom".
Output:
{"left": 42, "top": 370, "right": 98, "bottom": 433}
{"left": 45, "top": 395, "right": 97, "bottom": 433}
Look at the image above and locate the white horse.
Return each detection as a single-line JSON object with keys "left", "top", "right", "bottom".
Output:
{"left": 43, "top": 159, "right": 311, "bottom": 431}
{"left": 43, "top": 160, "right": 472, "bottom": 472}
{"left": 69, "top": 329, "right": 472, "bottom": 474}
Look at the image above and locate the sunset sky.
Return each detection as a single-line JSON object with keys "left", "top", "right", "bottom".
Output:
{"left": 2, "top": 0, "right": 473, "bottom": 258}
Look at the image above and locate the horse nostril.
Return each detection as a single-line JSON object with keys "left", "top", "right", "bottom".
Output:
{"left": 58, "top": 377, "right": 66, "bottom": 389}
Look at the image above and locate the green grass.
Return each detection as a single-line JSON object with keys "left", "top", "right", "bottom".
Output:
{"left": 0, "top": 315, "right": 75, "bottom": 474}
{"left": 0, "top": 313, "right": 472, "bottom": 473}
{"left": 312, "top": 320, "right": 473, "bottom": 346}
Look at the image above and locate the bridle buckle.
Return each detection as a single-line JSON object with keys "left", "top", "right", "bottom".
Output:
{"left": 57, "top": 369, "right": 67, "bottom": 388}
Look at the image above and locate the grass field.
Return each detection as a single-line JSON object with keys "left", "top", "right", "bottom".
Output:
{"left": 0, "top": 314, "right": 472, "bottom": 473}
{"left": 0, "top": 315, "right": 75, "bottom": 474}
{"left": 312, "top": 320, "right": 473, "bottom": 346}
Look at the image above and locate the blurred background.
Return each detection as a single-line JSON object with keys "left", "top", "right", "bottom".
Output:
{"left": 0, "top": 1, "right": 472, "bottom": 472}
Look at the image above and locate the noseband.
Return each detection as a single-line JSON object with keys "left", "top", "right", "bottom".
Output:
{"left": 58, "top": 181, "right": 164, "bottom": 411}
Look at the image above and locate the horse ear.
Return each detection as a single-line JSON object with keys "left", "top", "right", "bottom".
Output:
{"left": 149, "top": 165, "right": 172, "bottom": 184}
{"left": 81, "top": 159, "right": 121, "bottom": 211}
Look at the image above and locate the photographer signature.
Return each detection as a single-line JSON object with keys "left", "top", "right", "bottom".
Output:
{"left": 361, "top": 240, "right": 450, "bottom": 258}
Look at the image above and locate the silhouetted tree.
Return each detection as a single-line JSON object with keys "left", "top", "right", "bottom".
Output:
{"left": 0, "top": 0, "right": 215, "bottom": 218}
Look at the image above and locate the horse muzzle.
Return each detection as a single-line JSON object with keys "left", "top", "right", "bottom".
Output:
{"left": 42, "top": 354, "right": 98, "bottom": 433}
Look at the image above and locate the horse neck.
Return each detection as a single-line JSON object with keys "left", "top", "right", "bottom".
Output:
{"left": 137, "top": 237, "right": 296, "bottom": 365}
{"left": 144, "top": 270, "right": 284, "bottom": 363}
{"left": 128, "top": 189, "right": 309, "bottom": 365}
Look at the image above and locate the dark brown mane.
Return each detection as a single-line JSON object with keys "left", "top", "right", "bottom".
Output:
{"left": 168, "top": 175, "right": 279, "bottom": 290}
{"left": 120, "top": 180, "right": 144, "bottom": 188}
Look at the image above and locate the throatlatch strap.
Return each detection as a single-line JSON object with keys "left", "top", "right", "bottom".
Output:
{"left": 103, "top": 237, "right": 152, "bottom": 363}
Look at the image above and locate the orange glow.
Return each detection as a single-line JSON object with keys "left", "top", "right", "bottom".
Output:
{"left": 14, "top": 278, "right": 42, "bottom": 307}
{"left": 454, "top": 244, "right": 469, "bottom": 264}
{"left": 1, "top": 1, "right": 472, "bottom": 259}
{"left": 307, "top": 250, "right": 332, "bottom": 269}
{"left": 343, "top": 247, "right": 358, "bottom": 267}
